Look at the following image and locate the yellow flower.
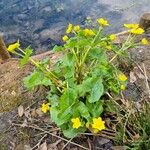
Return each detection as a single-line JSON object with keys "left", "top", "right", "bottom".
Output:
{"left": 121, "top": 85, "right": 126, "bottom": 90}
{"left": 109, "top": 34, "right": 117, "bottom": 41}
{"left": 71, "top": 118, "right": 81, "bottom": 129}
{"left": 7, "top": 40, "right": 20, "bottom": 53}
{"left": 66, "top": 23, "right": 73, "bottom": 34}
{"left": 124, "top": 24, "right": 139, "bottom": 29}
{"left": 118, "top": 73, "right": 127, "bottom": 81}
{"left": 41, "top": 103, "right": 50, "bottom": 113}
{"left": 129, "top": 28, "right": 144, "bottom": 35}
{"left": 73, "top": 25, "right": 80, "bottom": 32}
{"left": 83, "top": 29, "right": 95, "bottom": 36}
{"left": 92, "top": 117, "right": 105, "bottom": 131}
{"left": 97, "top": 18, "right": 109, "bottom": 26}
{"left": 141, "top": 38, "right": 148, "bottom": 45}
{"left": 62, "top": 35, "right": 69, "bottom": 42}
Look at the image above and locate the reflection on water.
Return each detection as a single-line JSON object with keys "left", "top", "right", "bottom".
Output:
{"left": 0, "top": 0, "right": 150, "bottom": 53}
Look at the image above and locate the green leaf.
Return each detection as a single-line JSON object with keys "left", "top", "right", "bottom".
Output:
{"left": 51, "top": 106, "right": 71, "bottom": 126}
{"left": 47, "top": 92, "right": 59, "bottom": 106}
{"left": 19, "top": 46, "right": 33, "bottom": 68}
{"left": 88, "top": 79, "right": 104, "bottom": 103}
{"left": 77, "top": 77, "right": 98, "bottom": 97}
{"left": 50, "top": 106, "right": 59, "bottom": 124}
{"left": 78, "top": 38, "right": 91, "bottom": 48}
{"left": 88, "top": 47, "right": 108, "bottom": 63}
{"left": 86, "top": 100, "right": 103, "bottom": 117}
{"left": 57, "top": 107, "right": 72, "bottom": 126}
{"left": 59, "top": 88, "right": 77, "bottom": 110}
{"left": 62, "top": 53, "right": 75, "bottom": 67}
{"left": 52, "top": 45, "right": 63, "bottom": 52}
{"left": 63, "top": 127, "right": 86, "bottom": 138}
{"left": 23, "top": 70, "right": 51, "bottom": 89}
{"left": 64, "top": 66, "right": 75, "bottom": 79}
{"left": 65, "top": 37, "right": 78, "bottom": 48}
{"left": 77, "top": 101, "right": 90, "bottom": 120}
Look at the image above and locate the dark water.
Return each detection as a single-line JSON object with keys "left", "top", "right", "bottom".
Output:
{"left": 0, "top": 0, "right": 150, "bottom": 53}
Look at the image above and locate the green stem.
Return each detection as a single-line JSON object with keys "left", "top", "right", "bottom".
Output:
{"left": 76, "top": 27, "right": 103, "bottom": 83}
{"left": 109, "top": 34, "right": 134, "bottom": 63}
{"left": 18, "top": 47, "right": 64, "bottom": 89}
{"left": 81, "top": 26, "right": 102, "bottom": 65}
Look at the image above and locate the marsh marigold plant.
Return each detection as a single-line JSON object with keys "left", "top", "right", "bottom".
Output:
{"left": 7, "top": 17, "right": 147, "bottom": 138}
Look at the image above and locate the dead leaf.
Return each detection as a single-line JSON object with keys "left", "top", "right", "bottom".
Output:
{"left": 48, "top": 140, "right": 61, "bottom": 150}
{"left": 18, "top": 105, "right": 24, "bottom": 117}
{"left": 14, "top": 143, "right": 24, "bottom": 150}
{"left": 24, "top": 145, "right": 32, "bottom": 150}
{"left": 36, "top": 142, "right": 47, "bottom": 150}
{"left": 21, "top": 119, "right": 28, "bottom": 127}
{"left": 133, "top": 133, "right": 140, "bottom": 140}
{"left": 136, "top": 72, "right": 145, "bottom": 79}
{"left": 24, "top": 110, "right": 32, "bottom": 121}
{"left": 43, "top": 116, "right": 51, "bottom": 123}
{"left": 36, "top": 108, "right": 44, "bottom": 117}
{"left": 130, "top": 71, "right": 137, "bottom": 83}
{"left": 31, "top": 109, "right": 37, "bottom": 117}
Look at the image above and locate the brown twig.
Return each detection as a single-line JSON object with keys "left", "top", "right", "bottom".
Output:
{"left": 12, "top": 123, "right": 90, "bottom": 150}
{"left": 87, "top": 138, "right": 92, "bottom": 150}
{"left": 60, "top": 138, "right": 73, "bottom": 150}
{"left": 31, "top": 134, "right": 47, "bottom": 150}
{"left": 81, "top": 130, "right": 116, "bottom": 140}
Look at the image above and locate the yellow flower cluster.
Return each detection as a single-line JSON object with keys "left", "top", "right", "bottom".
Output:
{"left": 121, "top": 85, "right": 126, "bottom": 90}
{"left": 62, "top": 35, "right": 69, "bottom": 42}
{"left": 118, "top": 73, "right": 127, "bottom": 90}
{"left": 83, "top": 28, "right": 95, "bottom": 36}
{"left": 109, "top": 34, "right": 117, "bottom": 41}
{"left": 91, "top": 117, "right": 105, "bottom": 133}
{"left": 71, "top": 118, "right": 81, "bottom": 129}
{"left": 71, "top": 117, "right": 105, "bottom": 134}
{"left": 141, "top": 38, "right": 148, "bottom": 45}
{"left": 7, "top": 40, "right": 20, "bottom": 53}
{"left": 97, "top": 18, "right": 109, "bottom": 26}
{"left": 118, "top": 73, "right": 127, "bottom": 81}
{"left": 124, "top": 23, "right": 144, "bottom": 35}
{"left": 73, "top": 25, "right": 80, "bottom": 32}
{"left": 62, "top": 23, "right": 81, "bottom": 42}
{"left": 66, "top": 23, "right": 73, "bottom": 34}
{"left": 130, "top": 28, "right": 144, "bottom": 34}
{"left": 66, "top": 23, "right": 80, "bottom": 34}
{"left": 41, "top": 103, "right": 50, "bottom": 113}
{"left": 124, "top": 24, "right": 139, "bottom": 29}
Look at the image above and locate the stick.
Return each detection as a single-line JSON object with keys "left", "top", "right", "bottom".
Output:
{"left": 31, "top": 134, "right": 47, "bottom": 150}
{"left": 60, "top": 138, "right": 73, "bottom": 150}
{"left": 12, "top": 123, "right": 89, "bottom": 150}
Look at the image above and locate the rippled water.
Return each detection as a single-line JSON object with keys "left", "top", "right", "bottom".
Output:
{"left": 0, "top": 0, "right": 150, "bottom": 53}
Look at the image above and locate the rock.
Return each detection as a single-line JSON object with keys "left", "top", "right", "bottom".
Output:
{"left": 93, "top": 137, "right": 113, "bottom": 150}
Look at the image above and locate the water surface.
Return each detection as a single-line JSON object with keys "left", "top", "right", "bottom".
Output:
{"left": 0, "top": 0, "right": 149, "bottom": 53}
